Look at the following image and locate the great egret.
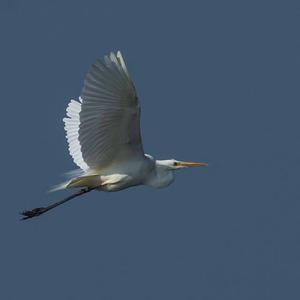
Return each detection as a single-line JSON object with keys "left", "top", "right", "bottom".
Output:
{"left": 21, "top": 51, "right": 207, "bottom": 220}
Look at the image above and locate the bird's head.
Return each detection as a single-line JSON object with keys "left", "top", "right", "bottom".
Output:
{"left": 156, "top": 159, "right": 208, "bottom": 171}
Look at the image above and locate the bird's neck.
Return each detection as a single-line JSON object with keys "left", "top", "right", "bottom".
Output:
{"left": 144, "top": 161, "right": 174, "bottom": 188}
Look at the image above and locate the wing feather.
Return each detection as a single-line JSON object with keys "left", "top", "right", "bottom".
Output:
{"left": 63, "top": 51, "right": 144, "bottom": 170}
{"left": 63, "top": 99, "right": 89, "bottom": 170}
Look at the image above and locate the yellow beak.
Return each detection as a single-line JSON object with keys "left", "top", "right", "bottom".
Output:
{"left": 178, "top": 161, "right": 208, "bottom": 168}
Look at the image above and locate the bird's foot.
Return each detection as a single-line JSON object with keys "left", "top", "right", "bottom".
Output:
{"left": 20, "top": 207, "right": 48, "bottom": 220}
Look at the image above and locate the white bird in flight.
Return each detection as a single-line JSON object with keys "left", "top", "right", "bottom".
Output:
{"left": 21, "top": 51, "right": 207, "bottom": 219}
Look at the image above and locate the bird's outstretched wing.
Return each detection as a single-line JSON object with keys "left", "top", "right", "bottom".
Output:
{"left": 63, "top": 51, "right": 144, "bottom": 170}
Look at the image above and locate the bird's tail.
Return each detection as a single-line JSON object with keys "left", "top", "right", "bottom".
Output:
{"left": 66, "top": 175, "right": 100, "bottom": 188}
{"left": 48, "top": 169, "right": 85, "bottom": 192}
{"left": 48, "top": 181, "right": 70, "bottom": 192}
{"left": 49, "top": 174, "right": 100, "bottom": 192}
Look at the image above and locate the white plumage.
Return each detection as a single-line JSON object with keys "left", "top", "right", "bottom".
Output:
{"left": 64, "top": 98, "right": 89, "bottom": 170}
{"left": 63, "top": 51, "right": 144, "bottom": 172}
{"left": 21, "top": 50, "right": 207, "bottom": 219}
{"left": 60, "top": 51, "right": 207, "bottom": 192}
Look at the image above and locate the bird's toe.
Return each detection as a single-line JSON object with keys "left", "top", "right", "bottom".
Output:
{"left": 20, "top": 207, "right": 47, "bottom": 220}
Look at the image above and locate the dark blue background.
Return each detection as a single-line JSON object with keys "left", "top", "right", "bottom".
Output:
{"left": 1, "top": 1, "right": 299, "bottom": 299}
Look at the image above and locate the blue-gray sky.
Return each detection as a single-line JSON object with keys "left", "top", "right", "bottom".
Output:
{"left": 1, "top": 1, "right": 299, "bottom": 299}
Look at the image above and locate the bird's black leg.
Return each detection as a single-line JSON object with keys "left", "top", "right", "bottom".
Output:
{"left": 20, "top": 187, "right": 96, "bottom": 220}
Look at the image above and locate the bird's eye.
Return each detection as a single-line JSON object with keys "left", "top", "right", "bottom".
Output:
{"left": 173, "top": 162, "right": 178, "bottom": 166}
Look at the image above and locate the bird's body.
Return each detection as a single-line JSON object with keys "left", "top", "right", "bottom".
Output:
{"left": 67, "top": 155, "right": 155, "bottom": 192}
{"left": 66, "top": 155, "right": 177, "bottom": 192}
{"left": 21, "top": 51, "right": 207, "bottom": 219}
